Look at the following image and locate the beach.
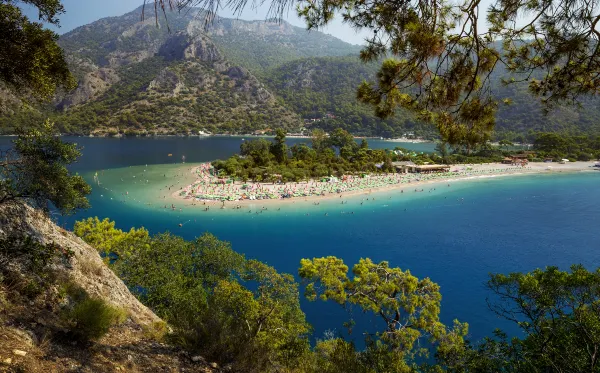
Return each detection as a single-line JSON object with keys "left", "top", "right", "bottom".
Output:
{"left": 167, "top": 161, "right": 598, "bottom": 209}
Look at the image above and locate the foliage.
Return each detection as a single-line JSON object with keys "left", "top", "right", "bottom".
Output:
{"left": 74, "top": 217, "right": 149, "bottom": 259}
{"left": 0, "top": 235, "right": 68, "bottom": 275}
{"left": 299, "top": 256, "right": 469, "bottom": 372}
{"left": 117, "top": 231, "right": 311, "bottom": 372}
{"left": 533, "top": 132, "right": 600, "bottom": 160}
{"left": 0, "top": 235, "right": 72, "bottom": 300}
{"left": 65, "top": 296, "right": 126, "bottom": 341}
{"left": 447, "top": 265, "right": 600, "bottom": 373}
{"left": 2, "top": 4, "right": 600, "bottom": 138}
{"left": 143, "top": 320, "right": 169, "bottom": 342}
{"left": 211, "top": 19, "right": 362, "bottom": 75}
{"left": 0, "top": 0, "right": 75, "bottom": 101}
{"left": 0, "top": 121, "right": 91, "bottom": 214}
{"left": 66, "top": 214, "right": 600, "bottom": 372}
{"left": 213, "top": 129, "right": 397, "bottom": 182}
{"left": 293, "top": 0, "right": 600, "bottom": 147}
{"left": 264, "top": 56, "right": 433, "bottom": 138}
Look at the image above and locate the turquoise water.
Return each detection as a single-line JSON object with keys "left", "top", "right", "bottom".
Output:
{"left": 2, "top": 136, "right": 599, "bottom": 344}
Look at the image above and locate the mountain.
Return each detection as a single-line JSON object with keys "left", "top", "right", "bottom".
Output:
{"left": 0, "top": 7, "right": 362, "bottom": 136}
{"left": 263, "top": 56, "right": 437, "bottom": 138}
{"left": 0, "top": 5, "right": 598, "bottom": 138}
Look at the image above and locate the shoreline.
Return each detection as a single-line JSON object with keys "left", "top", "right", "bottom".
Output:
{"left": 168, "top": 162, "right": 598, "bottom": 209}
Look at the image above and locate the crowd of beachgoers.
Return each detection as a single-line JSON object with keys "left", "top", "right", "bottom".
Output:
{"left": 177, "top": 162, "right": 545, "bottom": 203}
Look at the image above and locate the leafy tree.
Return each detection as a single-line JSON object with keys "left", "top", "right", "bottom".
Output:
{"left": 299, "top": 256, "right": 469, "bottom": 372}
{"left": 290, "top": 143, "right": 317, "bottom": 162}
{"left": 310, "top": 128, "right": 328, "bottom": 153}
{"left": 533, "top": 132, "right": 572, "bottom": 154}
{"left": 118, "top": 232, "right": 311, "bottom": 371}
{"left": 0, "top": 0, "right": 75, "bottom": 101}
{"left": 0, "top": 121, "right": 91, "bottom": 214}
{"left": 270, "top": 128, "right": 288, "bottom": 163}
{"left": 474, "top": 265, "right": 600, "bottom": 373}
{"left": 156, "top": 0, "right": 600, "bottom": 145}
{"left": 74, "top": 217, "right": 149, "bottom": 259}
{"left": 327, "top": 128, "right": 356, "bottom": 152}
{"left": 240, "top": 138, "right": 272, "bottom": 167}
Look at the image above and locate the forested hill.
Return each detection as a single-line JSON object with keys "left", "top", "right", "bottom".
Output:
{"left": 0, "top": 6, "right": 361, "bottom": 136}
{"left": 0, "top": 5, "right": 599, "bottom": 138}
{"left": 264, "top": 56, "right": 435, "bottom": 138}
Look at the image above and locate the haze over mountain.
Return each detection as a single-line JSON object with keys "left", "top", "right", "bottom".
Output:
{"left": 1, "top": 5, "right": 599, "bottom": 139}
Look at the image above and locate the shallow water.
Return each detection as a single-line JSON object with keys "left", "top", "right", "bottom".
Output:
{"left": 74, "top": 163, "right": 600, "bottom": 344}
{"left": 2, "top": 136, "right": 599, "bottom": 344}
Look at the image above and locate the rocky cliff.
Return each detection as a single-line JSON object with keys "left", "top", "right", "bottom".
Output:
{"left": 0, "top": 203, "right": 222, "bottom": 372}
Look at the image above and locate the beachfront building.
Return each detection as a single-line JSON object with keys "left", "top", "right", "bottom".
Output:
{"left": 392, "top": 161, "right": 416, "bottom": 173}
{"left": 392, "top": 162, "right": 450, "bottom": 174}
{"left": 411, "top": 164, "right": 451, "bottom": 174}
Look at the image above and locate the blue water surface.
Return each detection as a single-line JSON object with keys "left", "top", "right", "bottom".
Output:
{"left": 2, "top": 136, "right": 599, "bottom": 345}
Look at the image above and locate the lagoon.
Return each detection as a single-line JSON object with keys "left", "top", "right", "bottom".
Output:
{"left": 2, "top": 136, "right": 599, "bottom": 344}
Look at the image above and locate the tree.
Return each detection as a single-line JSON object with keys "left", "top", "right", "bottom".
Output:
{"left": 270, "top": 128, "right": 288, "bottom": 163}
{"left": 498, "top": 139, "right": 514, "bottom": 151}
{"left": 0, "top": 0, "right": 75, "bottom": 101}
{"left": 119, "top": 232, "right": 311, "bottom": 371}
{"left": 310, "top": 128, "right": 328, "bottom": 154}
{"left": 240, "top": 138, "right": 272, "bottom": 167}
{"left": 0, "top": 120, "right": 91, "bottom": 214}
{"left": 326, "top": 128, "right": 358, "bottom": 160}
{"left": 299, "top": 256, "right": 469, "bottom": 372}
{"left": 73, "top": 217, "right": 149, "bottom": 259}
{"left": 150, "top": 0, "right": 600, "bottom": 145}
{"left": 290, "top": 143, "right": 317, "bottom": 162}
{"left": 474, "top": 265, "right": 600, "bottom": 373}
{"left": 533, "top": 132, "right": 572, "bottom": 154}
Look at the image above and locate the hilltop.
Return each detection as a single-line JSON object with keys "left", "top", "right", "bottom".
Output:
{"left": 0, "top": 6, "right": 599, "bottom": 139}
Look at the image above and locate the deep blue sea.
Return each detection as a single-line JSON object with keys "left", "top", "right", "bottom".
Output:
{"left": 2, "top": 136, "right": 599, "bottom": 345}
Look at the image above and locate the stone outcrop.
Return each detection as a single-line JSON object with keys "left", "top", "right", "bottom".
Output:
{"left": 158, "top": 33, "right": 221, "bottom": 62}
{"left": 0, "top": 202, "right": 158, "bottom": 325}
{"left": 59, "top": 68, "right": 120, "bottom": 109}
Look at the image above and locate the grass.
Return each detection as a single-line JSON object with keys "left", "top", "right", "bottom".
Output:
{"left": 66, "top": 297, "right": 127, "bottom": 341}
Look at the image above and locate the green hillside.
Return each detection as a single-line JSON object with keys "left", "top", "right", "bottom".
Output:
{"left": 0, "top": 6, "right": 598, "bottom": 138}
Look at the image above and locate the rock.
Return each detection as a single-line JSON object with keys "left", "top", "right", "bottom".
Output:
{"left": 210, "top": 362, "right": 218, "bottom": 368}
{"left": 12, "top": 350, "right": 27, "bottom": 356}
{"left": 127, "top": 354, "right": 133, "bottom": 361}
{"left": 3, "top": 358, "right": 12, "bottom": 364}
{"left": 10, "top": 328, "right": 37, "bottom": 346}
{"left": 0, "top": 202, "right": 161, "bottom": 327}
{"left": 158, "top": 33, "right": 221, "bottom": 62}
{"left": 191, "top": 355, "right": 205, "bottom": 363}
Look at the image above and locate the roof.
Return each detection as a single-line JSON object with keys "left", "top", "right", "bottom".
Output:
{"left": 392, "top": 161, "right": 416, "bottom": 166}
{"left": 414, "top": 164, "right": 451, "bottom": 170}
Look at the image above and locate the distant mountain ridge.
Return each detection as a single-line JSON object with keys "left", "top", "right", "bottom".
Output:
{"left": 0, "top": 6, "right": 364, "bottom": 136}
{"left": 0, "top": 6, "right": 598, "bottom": 138}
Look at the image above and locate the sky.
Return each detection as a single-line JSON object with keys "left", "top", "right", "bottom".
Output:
{"left": 23, "top": 0, "right": 370, "bottom": 45}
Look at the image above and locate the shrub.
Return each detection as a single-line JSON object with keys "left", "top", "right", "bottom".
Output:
{"left": 66, "top": 297, "right": 126, "bottom": 341}
{"left": 143, "top": 320, "right": 169, "bottom": 341}
{"left": 78, "top": 256, "right": 104, "bottom": 276}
